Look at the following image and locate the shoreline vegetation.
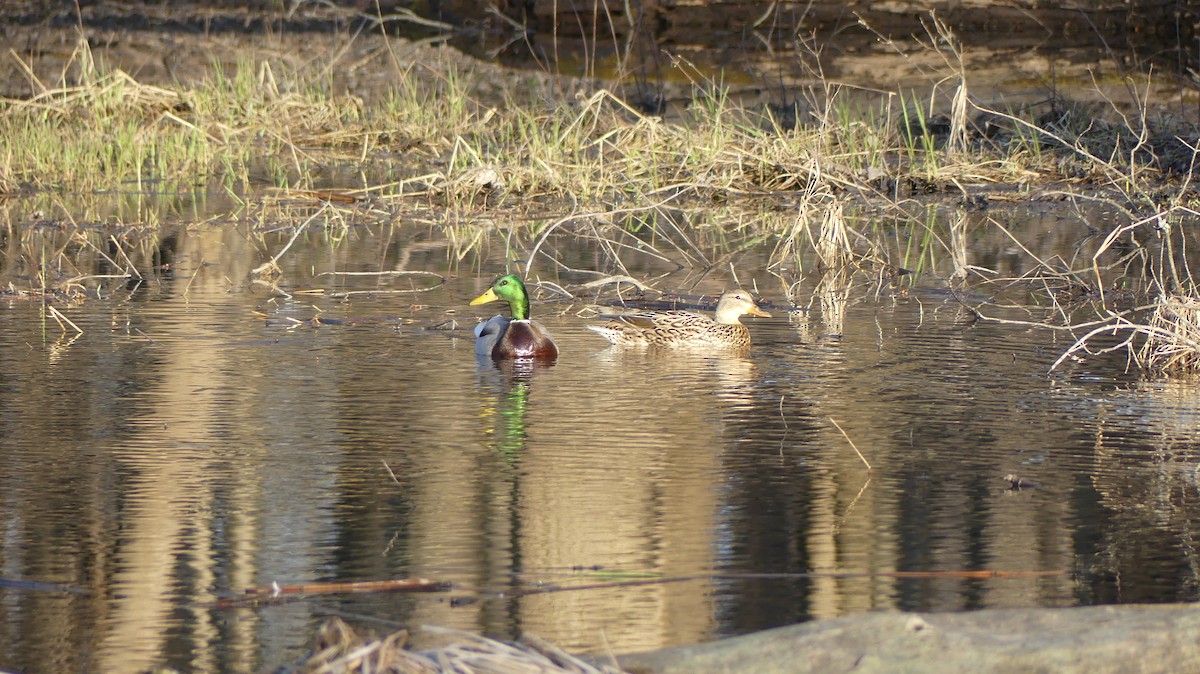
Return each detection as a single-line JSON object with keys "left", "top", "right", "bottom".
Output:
{"left": 3, "top": 5, "right": 1200, "bottom": 673}
{"left": 0, "top": 2, "right": 1199, "bottom": 377}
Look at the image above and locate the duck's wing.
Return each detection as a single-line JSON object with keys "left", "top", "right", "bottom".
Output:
{"left": 587, "top": 310, "right": 722, "bottom": 347}
{"left": 474, "top": 314, "right": 509, "bottom": 357}
{"left": 605, "top": 310, "right": 711, "bottom": 331}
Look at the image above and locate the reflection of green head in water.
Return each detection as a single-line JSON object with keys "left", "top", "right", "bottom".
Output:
{"left": 496, "top": 379, "right": 529, "bottom": 463}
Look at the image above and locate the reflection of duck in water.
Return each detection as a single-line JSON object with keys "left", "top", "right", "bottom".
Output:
{"left": 470, "top": 274, "right": 559, "bottom": 360}
{"left": 588, "top": 290, "right": 771, "bottom": 350}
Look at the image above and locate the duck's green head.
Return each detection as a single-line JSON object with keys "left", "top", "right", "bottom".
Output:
{"left": 470, "top": 274, "right": 531, "bottom": 320}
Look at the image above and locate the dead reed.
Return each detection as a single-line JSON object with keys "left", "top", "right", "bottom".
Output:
{"left": 288, "top": 618, "right": 626, "bottom": 674}
{"left": 3, "top": 25, "right": 1190, "bottom": 213}
{"left": 1137, "top": 296, "right": 1200, "bottom": 373}
{"left": 4, "top": 8, "right": 1199, "bottom": 377}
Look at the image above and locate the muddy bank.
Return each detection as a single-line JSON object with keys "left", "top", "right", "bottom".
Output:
{"left": 0, "top": 3, "right": 491, "bottom": 100}
{"left": 491, "top": 0, "right": 1197, "bottom": 78}
{"left": 512, "top": 0, "right": 1191, "bottom": 47}
{"left": 3, "top": 1, "right": 1192, "bottom": 115}
{"left": 615, "top": 604, "right": 1200, "bottom": 674}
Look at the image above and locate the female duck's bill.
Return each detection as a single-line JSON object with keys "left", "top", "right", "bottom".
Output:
{"left": 470, "top": 275, "right": 559, "bottom": 360}
{"left": 587, "top": 289, "right": 771, "bottom": 350}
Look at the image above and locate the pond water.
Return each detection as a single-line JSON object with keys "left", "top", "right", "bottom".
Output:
{"left": 1, "top": 200, "right": 1199, "bottom": 673}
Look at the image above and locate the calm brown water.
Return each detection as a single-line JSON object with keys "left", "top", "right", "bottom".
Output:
{"left": 1, "top": 202, "right": 1199, "bottom": 673}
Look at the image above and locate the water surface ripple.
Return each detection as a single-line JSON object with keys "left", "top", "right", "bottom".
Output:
{"left": 1, "top": 248, "right": 1198, "bottom": 672}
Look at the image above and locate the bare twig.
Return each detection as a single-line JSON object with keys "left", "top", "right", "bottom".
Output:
{"left": 829, "top": 417, "right": 871, "bottom": 471}
{"left": 47, "top": 305, "right": 83, "bottom": 335}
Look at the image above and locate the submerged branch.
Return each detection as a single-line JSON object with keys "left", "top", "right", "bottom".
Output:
{"left": 216, "top": 568, "right": 1069, "bottom": 610}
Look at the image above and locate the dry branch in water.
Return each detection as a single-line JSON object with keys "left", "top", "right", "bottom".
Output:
{"left": 1045, "top": 295, "right": 1200, "bottom": 376}
{"left": 244, "top": 578, "right": 447, "bottom": 597}
{"left": 1136, "top": 295, "right": 1200, "bottom": 374}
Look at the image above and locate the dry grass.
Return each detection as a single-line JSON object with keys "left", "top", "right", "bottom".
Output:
{"left": 4, "top": 10, "right": 1200, "bottom": 376}
{"left": 286, "top": 618, "right": 626, "bottom": 674}
{"left": 3, "top": 27, "right": 1192, "bottom": 210}
{"left": 1137, "top": 296, "right": 1200, "bottom": 373}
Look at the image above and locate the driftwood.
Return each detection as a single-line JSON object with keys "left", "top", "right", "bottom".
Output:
{"left": 616, "top": 604, "right": 1200, "bottom": 674}
{"left": 282, "top": 602, "right": 1200, "bottom": 673}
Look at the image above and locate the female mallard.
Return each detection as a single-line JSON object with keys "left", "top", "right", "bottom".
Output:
{"left": 470, "top": 274, "right": 559, "bottom": 360}
{"left": 587, "top": 290, "right": 771, "bottom": 349}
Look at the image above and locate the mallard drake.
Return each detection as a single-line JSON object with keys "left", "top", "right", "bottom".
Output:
{"left": 587, "top": 290, "right": 771, "bottom": 349}
{"left": 470, "top": 274, "right": 559, "bottom": 360}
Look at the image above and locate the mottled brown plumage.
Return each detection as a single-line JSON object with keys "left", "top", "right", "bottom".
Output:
{"left": 587, "top": 290, "right": 771, "bottom": 350}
